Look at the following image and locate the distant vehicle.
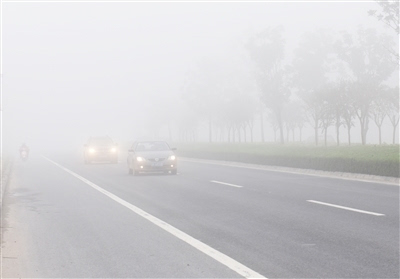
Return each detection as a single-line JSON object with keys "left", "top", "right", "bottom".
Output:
{"left": 84, "top": 136, "right": 118, "bottom": 164}
{"left": 19, "top": 143, "right": 29, "bottom": 161}
{"left": 127, "top": 141, "right": 177, "bottom": 175}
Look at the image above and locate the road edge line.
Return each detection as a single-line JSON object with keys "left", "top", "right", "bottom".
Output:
{"left": 42, "top": 156, "right": 266, "bottom": 279}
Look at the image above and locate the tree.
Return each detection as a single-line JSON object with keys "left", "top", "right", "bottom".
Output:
{"left": 247, "top": 26, "right": 291, "bottom": 144}
{"left": 182, "top": 58, "right": 227, "bottom": 143}
{"left": 387, "top": 86, "right": 400, "bottom": 144}
{"left": 282, "top": 101, "right": 304, "bottom": 143}
{"left": 335, "top": 27, "right": 398, "bottom": 144}
{"left": 292, "top": 29, "right": 336, "bottom": 145}
{"left": 342, "top": 98, "right": 355, "bottom": 146}
{"left": 370, "top": 89, "right": 391, "bottom": 144}
{"left": 323, "top": 81, "right": 351, "bottom": 146}
{"left": 319, "top": 96, "right": 335, "bottom": 146}
{"left": 369, "top": 0, "right": 399, "bottom": 61}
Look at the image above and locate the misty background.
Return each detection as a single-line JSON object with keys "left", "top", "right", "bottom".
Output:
{"left": 2, "top": 1, "right": 399, "bottom": 155}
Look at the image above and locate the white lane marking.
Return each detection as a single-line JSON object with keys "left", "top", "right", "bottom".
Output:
{"left": 307, "top": 200, "right": 385, "bottom": 216}
{"left": 43, "top": 156, "right": 266, "bottom": 279}
{"left": 211, "top": 180, "right": 243, "bottom": 188}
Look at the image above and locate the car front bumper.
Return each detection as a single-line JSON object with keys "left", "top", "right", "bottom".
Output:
{"left": 133, "top": 161, "right": 177, "bottom": 172}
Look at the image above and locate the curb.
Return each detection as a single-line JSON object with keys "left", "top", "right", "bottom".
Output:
{"left": 1, "top": 158, "right": 14, "bottom": 204}
{"left": 180, "top": 157, "right": 399, "bottom": 186}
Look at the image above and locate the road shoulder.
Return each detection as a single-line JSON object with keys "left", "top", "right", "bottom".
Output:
{"left": 180, "top": 157, "right": 399, "bottom": 186}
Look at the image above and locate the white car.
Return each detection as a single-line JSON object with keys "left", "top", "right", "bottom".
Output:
{"left": 127, "top": 141, "right": 177, "bottom": 175}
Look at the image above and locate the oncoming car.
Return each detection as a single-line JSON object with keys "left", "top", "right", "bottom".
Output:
{"left": 84, "top": 136, "right": 118, "bottom": 164}
{"left": 127, "top": 141, "right": 177, "bottom": 175}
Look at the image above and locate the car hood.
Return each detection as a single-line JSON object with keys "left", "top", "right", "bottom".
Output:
{"left": 134, "top": 150, "right": 174, "bottom": 159}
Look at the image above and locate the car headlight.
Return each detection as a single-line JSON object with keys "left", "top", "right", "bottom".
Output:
{"left": 136, "top": 157, "right": 144, "bottom": 162}
{"left": 110, "top": 147, "right": 117, "bottom": 153}
{"left": 168, "top": 155, "right": 176, "bottom": 161}
{"left": 89, "top": 148, "right": 96, "bottom": 153}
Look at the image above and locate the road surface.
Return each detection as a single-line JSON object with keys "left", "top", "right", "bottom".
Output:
{"left": 2, "top": 152, "right": 399, "bottom": 278}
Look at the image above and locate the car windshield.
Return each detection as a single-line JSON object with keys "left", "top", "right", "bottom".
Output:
{"left": 134, "top": 142, "right": 170, "bottom": 152}
{"left": 89, "top": 138, "right": 113, "bottom": 145}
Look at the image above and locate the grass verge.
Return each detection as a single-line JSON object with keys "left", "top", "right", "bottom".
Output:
{"left": 175, "top": 143, "right": 400, "bottom": 178}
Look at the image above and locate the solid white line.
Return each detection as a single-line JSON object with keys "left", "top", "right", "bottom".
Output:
{"left": 211, "top": 180, "right": 243, "bottom": 188}
{"left": 42, "top": 156, "right": 266, "bottom": 279}
{"left": 307, "top": 200, "right": 385, "bottom": 216}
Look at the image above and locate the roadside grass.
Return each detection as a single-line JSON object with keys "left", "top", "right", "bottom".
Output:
{"left": 175, "top": 143, "right": 400, "bottom": 177}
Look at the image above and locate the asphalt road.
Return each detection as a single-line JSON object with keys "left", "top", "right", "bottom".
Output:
{"left": 2, "top": 152, "right": 399, "bottom": 278}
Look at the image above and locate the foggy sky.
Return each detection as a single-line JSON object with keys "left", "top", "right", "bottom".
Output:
{"left": 1, "top": 1, "right": 396, "bottom": 154}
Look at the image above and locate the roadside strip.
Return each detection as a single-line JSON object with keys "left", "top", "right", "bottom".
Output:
{"left": 42, "top": 156, "right": 266, "bottom": 279}
{"left": 180, "top": 158, "right": 399, "bottom": 186}
{"left": 307, "top": 200, "right": 385, "bottom": 216}
{"left": 211, "top": 180, "right": 243, "bottom": 188}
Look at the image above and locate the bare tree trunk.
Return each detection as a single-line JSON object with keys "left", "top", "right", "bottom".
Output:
{"left": 390, "top": 115, "right": 399, "bottom": 144}
{"left": 393, "top": 122, "right": 399, "bottom": 144}
{"left": 336, "top": 123, "right": 340, "bottom": 146}
{"left": 378, "top": 125, "right": 382, "bottom": 144}
{"left": 359, "top": 116, "right": 369, "bottom": 145}
{"left": 277, "top": 111, "right": 284, "bottom": 144}
{"left": 347, "top": 126, "right": 351, "bottom": 145}
{"left": 299, "top": 127, "right": 303, "bottom": 142}
{"left": 335, "top": 113, "right": 340, "bottom": 146}
{"left": 286, "top": 126, "right": 290, "bottom": 142}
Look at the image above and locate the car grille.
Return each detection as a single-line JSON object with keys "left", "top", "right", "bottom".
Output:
{"left": 148, "top": 158, "right": 166, "bottom": 162}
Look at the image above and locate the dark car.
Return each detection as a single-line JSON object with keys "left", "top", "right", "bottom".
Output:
{"left": 127, "top": 141, "right": 177, "bottom": 175}
{"left": 84, "top": 136, "right": 118, "bottom": 164}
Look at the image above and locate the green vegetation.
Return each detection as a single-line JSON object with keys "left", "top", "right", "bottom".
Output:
{"left": 176, "top": 143, "right": 400, "bottom": 177}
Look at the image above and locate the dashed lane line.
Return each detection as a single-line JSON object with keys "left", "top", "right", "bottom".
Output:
{"left": 211, "top": 180, "right": 243, "bottom": 188}
{"left": 307, "top": 200, "right": 385, "bottom": 216}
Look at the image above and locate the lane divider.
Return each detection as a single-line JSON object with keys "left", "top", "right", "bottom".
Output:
{"left": 307, "top": 200, "right": 385, "bottom": 216}
{"left": 211, "top": 180, "right": 243, "bottom": 188}
{"left": 42, "top": 156, "right": 266, "bottom": 279}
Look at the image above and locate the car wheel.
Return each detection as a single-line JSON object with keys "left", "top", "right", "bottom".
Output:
{"left": 128, "top": 168, "right": 133, "bottom": 175}
{"left": 133, "top": 170, "right": 140, "bottom": 176}
{"left": 171, "top": 169, "right": 177, "bottom": 175}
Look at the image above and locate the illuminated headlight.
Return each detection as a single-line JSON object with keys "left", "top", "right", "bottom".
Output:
{"left": 168, "top": 155, "right": 176, "bottom": 161}
{"left": 110, "top": 147, "right": 117, "bottom": 153}
{"left": 89, "top": 148, "right": 96, "bottom": 153}
{"left": 136, "top": 157, "right": 144, "bottom": 162}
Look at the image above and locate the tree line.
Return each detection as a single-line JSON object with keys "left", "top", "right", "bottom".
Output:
{"left": 179, "top": 22, "right": 398, "bottom": 145}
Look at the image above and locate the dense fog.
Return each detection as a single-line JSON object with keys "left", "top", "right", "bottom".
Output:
{"left": 2, "top": 1, "right": 399, "bottom": 155}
